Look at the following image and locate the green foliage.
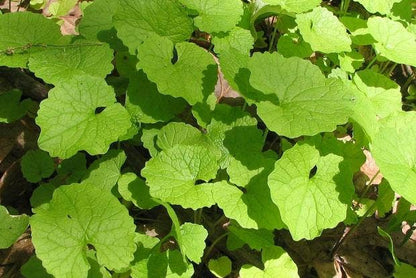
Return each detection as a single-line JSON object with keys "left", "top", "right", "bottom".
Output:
{"left": 36, "top": 75, "right": 131, "bottom": 158}
{"left": 0, "top": 89, "right": 32, "bottom": 123}
{"left": 21, "top": 149, "right": 55, "bottom": 183}
{"left": 30, "top": 183, "right": 136, "bottom": 277}
{"left": 0, "top": 1, "right": 415, "bottom": 276}
{"left": 0, "top": 205, "right": 29, "bottom": 249}
{"left": 240, "top": 246, "right": 298, "bottom": 277}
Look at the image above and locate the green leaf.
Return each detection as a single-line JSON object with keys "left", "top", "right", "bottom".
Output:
{"left": 277, "top": 33, "right": 313, "bottom": 59}
{"left": 81, "top": 149, "right": 126, "bottom": 191}
{"left": 179, "top": 223, "right": 208, "bottom": 263}
{"left": 179, "top": 0, "right": 243, "bottom": 33}
{"left": 353, "top": 0, "right": 402, "bottom": 15}
{"left": 371, "top": 112, "right": 416, "bottom": 205}
{"left": 117, "top": 172, "right": 158, "bottom": 209}
{"left": 30, "top": 183, "right": 136, "bottom": 278}
{"left": 227, "top": 222, "right": 275, "bottom": 251}
{"left": 296, "top": 7, "right": 351, "bottom": 53}
{"left": 48, "top": 0, "right": 78, "bottom": 17}
{"left": 114, "top": 0, "right": 193, "bottom": 54}
{"left": 395, "top": 262, "right": 416, "bottom": 277}
{"left": 0, "top": 205, "right": 29, "bottom": 249}
{"left": 248, "top": 52, "right": 353, "bottom": 137}
{"left": 340, "top": 16, "right": 375, "bottom": 46}
{"left": 28, "top": 40, "right": 114, "bottom": 85}
{"left": 268, "top": 143, "right": 350, "bottom": 240}
{"left": 212, "top": 27, "right": 253, "bottom": 55}
{"left": 30, "top": 183, "right": 56, "bottom": 212}
{"left": 0, "top": 89, "right": 31, "bottom": 123}
{"left": 126, "top": 71, "right": 187, "bottom": 124}
{"left": 223, "top": 125, "right": 270, "bottom": 186}
{"left": 240, "top": 246, "right": 298, "bottom": 277}
{"left": 375, "top": 180, "right": 395, "bottom": 217}
{"left": 353, "top": 69, "right": 402, "bottom": 119}
{"left": 78, "top": 0, "right": 121, "bottom": 46}
{"left": 339, "top": 51, "right": 364, "bottom": 73}
{"left": 21, "top": 149, "right": 55, "bottom": 183}
{"left": 137, "top": 34, "right": 217, "bottom": 105}
{"left": 36, "top": 76, "right": 131, "bottom": 158}
{"left": 21, "top": 256, "right": 53, "bottom": 278}
{"left": 141, "top": 144, "right": 219, "bottom": 209}
{"left": 214, "top": 177, "right": 285, "bottom": 230}
{"left": 131, "top": 248, "right": 194, "bottom": 278}
{"left": 0, "top": 12, "right": 62, "bottom": 67}
{"left": 208, "top": 256, "right": 232, "bottom": 278}
{"left": 55, "top": 152, "right": 88, "bottom": 185}
{"left": 262, "top": 0, "right": 320, "bottom": 13}
{"left": 367, "top": 17, "right": 416, "bottom": 67}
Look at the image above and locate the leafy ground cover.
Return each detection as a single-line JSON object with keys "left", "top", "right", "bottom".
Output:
{"left": 0, "top": 0, "right": 416, "bottom": 277}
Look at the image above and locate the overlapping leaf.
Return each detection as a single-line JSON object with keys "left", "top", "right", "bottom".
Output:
{"left": 137, "top": 34, "right": 217, "bottom": 105}
{"left": 0, "top": 89, "right": 32, "bottom": 123}
{"left": 296, "top": 7, "right": 351, "bottom": 53}
{"left": 367, "top": 17, "right": 416, "bottom": 67}
{"left": 28, "top": 40, "right": 114, "bottom": 85}
{"left": 179, "top": 223, "right": 208, "bottom": 263}
{"left": 21, "top": 149, "right": 55, "bottom": 183}
{"left": 248, "top": 52, "right": 354, "bottom": 137}
{"left": 36, "top": 76, "right": 131, "bottom": 158}
{"left": 114, "top": 0, "right": 193, "bottom": 54}
{"left": 179, "top": 0, "right": 243, "bottom": 33}
{"left": 262, "top": 0, "right": 320, "bottom": 13}
{"left": 30, "top": 183, "right": 136, "bottom": 278}
{"left": 0, "top": 12, "right": 62, "bottom": 67}
{"left": 141, "top": 144, "right": 219, "bottom": 209}
{"left": 371, "top": 112, "right": 416, "bottom": 205}
{"left": 354, "top": 0, "right": 402, "bottom": 15}
{"left": 239, "top": 246, "right": 298, "bottom": 277}
{"left": 0, "top": 205, "right": 29, "bottom": 249}
{"left": 126, "top": 71, "right": 187, "bottom": 124}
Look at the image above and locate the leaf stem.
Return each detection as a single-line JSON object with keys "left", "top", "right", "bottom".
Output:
{"left": 268, "top": 16, "right": 279, "bottom": 52}
{"left": 365, "top": 54, "right": 378, "bottom": 69}
{"left": 203, "top": 232, "right": 229, "bottom": 262}
{"left": 340, "top": 0, "right": 351, "bottom": 15}
{"left": 356, "top": 169, "right": 381, "bottom": 205}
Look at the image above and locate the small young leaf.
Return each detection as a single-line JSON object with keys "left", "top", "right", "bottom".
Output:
{"left": 78, "top": 0, "right": 121, "bottom": 46}
{"left": 0, "top": 90, "right": 32, "bottom": 123}
{"left": 30, "top": 183, "right": 136, "bottom": 278}
{"left": 117, "top": 172, "right": 158, "bottom": 209}
{"left": 21, "top": 149, "right": 55, "bottom": 183}
{"left": 179, "top": 223, "right": 208, "bottom": 263}
{"left": 81, "top": 149, "right": 126, "bottom": 191}
{"left": 0, "top": 205, "right": 29, "bottom": 249}
{"left": 208, "top": 256, "right": 232, "bottom": 278}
